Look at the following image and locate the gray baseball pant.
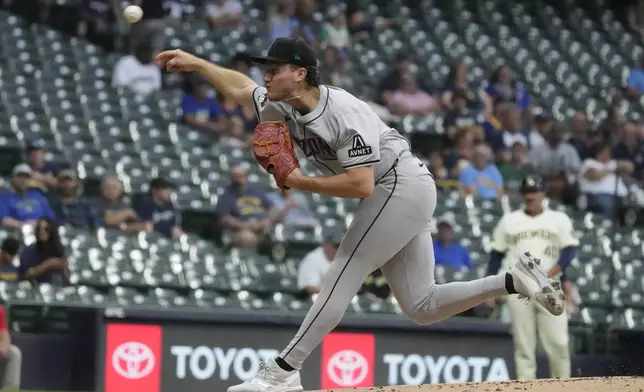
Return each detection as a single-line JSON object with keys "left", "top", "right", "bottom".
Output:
{"left": 0, "top": 345, "right": 22, "bottom": 389}
{"left": 280, "top": 157, "right": 509, "bottom": 369}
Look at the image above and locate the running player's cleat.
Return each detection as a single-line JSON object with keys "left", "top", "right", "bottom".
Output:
{"left": 510, "top": 252, "right": 566, "bottom": 316}
{"left": 227, "top": 358, "right": 303, "bottom": 392}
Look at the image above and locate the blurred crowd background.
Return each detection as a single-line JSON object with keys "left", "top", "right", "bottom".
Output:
{"left": 0, "top": 1, "right": 643, "bottom": 383}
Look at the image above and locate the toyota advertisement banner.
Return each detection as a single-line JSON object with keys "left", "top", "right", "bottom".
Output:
{"left": 101, "top": 321, "right": 515, "bottom": 392}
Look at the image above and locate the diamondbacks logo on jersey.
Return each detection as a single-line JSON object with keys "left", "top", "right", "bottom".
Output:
{"left": 348, "top": 135, "right": 372, "bottom": 158}
{"left": 254, "top": 92, "right": 268, "bottom": 109}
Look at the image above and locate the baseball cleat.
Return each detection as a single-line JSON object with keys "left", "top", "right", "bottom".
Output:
{"left": 227, "top": 358, "right": 303, "bottom": 392}
{"left": 510, "top": 252, "right": 566, "bottom": 316}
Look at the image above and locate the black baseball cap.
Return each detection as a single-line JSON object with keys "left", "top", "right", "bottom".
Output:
{"left": 325, "top": 231, "right": 344, "bottom": 246}
{"left": 520, "top": 175, "right": 545, "bottom": 194}
{"left": 248, "top": 38, "right": 318, "bottom": 67}
{"left": 150, "top": 177, "right": 174, "bottom": 190}
{"left": 26, "top": 139, "right": 46, "bottom": 150}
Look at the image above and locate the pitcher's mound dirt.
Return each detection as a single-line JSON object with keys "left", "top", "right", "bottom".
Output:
{"left": 313, "top": 377, "right": 644, "bottom": 392}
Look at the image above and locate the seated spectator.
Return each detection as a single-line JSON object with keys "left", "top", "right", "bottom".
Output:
{"left": 268, "top": 0, "right": 299, "bottom": 41}
{"left": 19, "top": 218, "right": 69, "bottom": 285}
{"left": 492, "top": 104, "right": 528, "bottom": 159}
{"left": 612, "top": 120, "right": 644, "bottom": 182}
{"left": 267, "top": 188, "right": 318, "bottom": 229}
{"left": 79, "top": 0, "right": 120, "bottom": 51}
{"left": 529, "top": 123, "right": 581, "bottom": 180}
{"left": 182, "top": 74, "right": 227, "bottom": 134}
{"left": 626, "top": 54, "right": 644, "bottom": 98}
{"left": 346, "top": 3, "right": 394, "bottom": 43}
{"left": 297, "top": 233, "right": 341, "bottom": 296}
{"left": 499, "top": 142, "right": 535, "bottom": 193}
{"left": 444, "top": 130, "right": 475, "bottom": 178}
{"left": 567, "top": 112, "right": 591, "bottom": 160}
{"left": 433, "top": 219, "right": 472, "bottom": 270}
{"left": 205, "top": 0, "right": 243, "bottom": 28}
{"left": 0, "top": 164, "right": 54, "bottom": 229}
{"left": 443, "top": 89, "right": 484, "bottom": 141}
{"left": 482, "top": 99, "right": 505, "bottom": 145}
{"left": 599, "top": 94, "right": 624, "bottom": 144}
{"left": 485, "top": 64, "right": 531, "bottom": 110}
{"left": 48, "top": 169, "right": 101, "bottom": 230}
{"left": 97, "top": 176, "right": 150, "bottom": 234}
{"left": 25, "top": 140, "right": 58, "bottom": 193}
{"left": 578, "top": 142, "right": 632, "bottom": 217}
{"left": 230, "top": 52, "right": 264, "bottom": 87}
{"left": 359, "top": 269, "right": 391, "bottom": 300}
{"left": 386, "top": 73, "right": 439, "bottom": 116}
{"left": 459, "top": 144, "right": 504, "bottom": 200}
{"left": 378, "top": 53, "right": 431, "bottom": 105}
{"left": 215, "top": 165, "right": 275, "bottom": 250}
{"left": 133, "top": 178, "right": 183, "bottom": 238}
{"left": 293, "top": 0, "right": 321, "bottom": 45}
{"left": 427, "top": 151, "right": 459, "bottom": 190}
{"left": 112, "top": 43, "right": 161, "bottom": 96}
{"left": 321, "top": 7, "right": 350, "bottom": 50}
{"left": 0, "top": 238, "right": 20, "bottom": 281}
{"left": 219, "top": 93, "right": 258, "bottom": 141}
{"left": 528, "top": 109, "right": 551, "bottom": 150}
{"left": 441, "top": 61, "right": 491, "bottom": 115}
{"left": 319, "top": 45, "right": 355, "bottom": 92}
{"left": 0, "top": 304, "right": 21, "bottom": 390}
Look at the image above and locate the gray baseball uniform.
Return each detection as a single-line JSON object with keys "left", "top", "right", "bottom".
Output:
{"left": 252, "top": 86, "right": 509, "bottom": 369}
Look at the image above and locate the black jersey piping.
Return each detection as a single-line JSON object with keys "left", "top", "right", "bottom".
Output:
{"left": 343, "top": 159, "right": 381, "bottom": 169}
{"left": 281, "top": 167, "right": 398, "bottom": 360}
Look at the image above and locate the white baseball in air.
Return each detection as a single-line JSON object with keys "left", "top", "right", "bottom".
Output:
{"left": 123, "top": 5, "right": 143, "bottom": 23}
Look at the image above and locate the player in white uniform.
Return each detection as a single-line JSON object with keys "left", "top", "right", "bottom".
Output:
{"left": 156, "top": 38, "right": 565, "bottom": 392}
{"left": 487, "top": 175, "right": 579, "bottom": 380}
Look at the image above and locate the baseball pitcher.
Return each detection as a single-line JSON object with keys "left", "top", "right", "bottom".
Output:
{"left": 487, "top": 175, "right": 579, "bottom": 380}
{"left": 156, "top": 38, "right": 565, "bottom": 392}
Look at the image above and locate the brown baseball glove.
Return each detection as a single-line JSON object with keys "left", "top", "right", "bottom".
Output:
{"left": 252, "top": 121, "right": 299, "bottom": 188}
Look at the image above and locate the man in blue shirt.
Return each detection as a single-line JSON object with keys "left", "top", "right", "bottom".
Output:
{"left": 182, "top": 74, "right": 227, "bottom": 133}
{"left": 459, "top": 144, "right": 504, "bottom": 200}
{"left": 0, "top": 164, "right": 54, "bottom": 229}
{"left": 133, "top": 177, "right": 184, "bottom": 238}
{"left": 216, "top": 164, "right": 275, "bottom": 250}
{"left": 626, "top": 55, "right": 644, "bottom": 98}
{"left": 25, "top": 139, "right": 58, "bottom": 193}
{"left": 433, "top": 220, "right": 472, "bottom": 271}
{"left": 0, "top": 238, "right": 20, "bottom": 281}
{"left": 48, "top": 169, "right": 102, "bottom": 230}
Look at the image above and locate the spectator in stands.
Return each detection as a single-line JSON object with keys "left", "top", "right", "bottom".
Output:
{"left": 297, "top": 232, "right": 342, "bottom": 296}
{"left": 294, "top": 0, "right": 320, "bottom": 44}
{"left": 49, "top": 169, "right": 101, "bottom": 230}
{"left": 97, "top": 176, "right": 150, "bottom": 234}
{"left": 0, "top": 238, "right": 20, "bottom": 282}
{"left": 378, "top": 53, "right": 431, "bottom": 105}
{"left": 25, "top": 140, "right": 58, "bottom": 193}
{"left": 493, "top": 104, "right": 528, "bottom": 159}
{"left": 112, "top": 43, "right": 162, "bottom": 96}
{"left": 459, "top": 144, "right": 504, "bottom": 200}
{"left": 485, "top": 64, "right": 531, "bottom": 111}
{"left": 133, "top": 178, "right": 183, "bottom": 238}
{"left": 445, "top": 130, "right": 475, "bottom": 177}
{"left": 19, "top": 218, "right": 69, "bottom": 285}
{"left": 578, "top": 142, "right": 632, "bottom": 217}
{"left": 567, "top": 112, "right": 591, "bottom": 160}
{"left": 428, "top": 151, "right": 459, "bottom": 191}
{"left": 529, "top": 123, "right": 581, "bottom": 180}
{"left": 218, "top": 93, "right": 257, "bottom": 147}
{"left": 443, "top": 89, "right": 485, "bottom": 141}
{"left": 205, "top": 0, "right": 243, "bottom": 28}
{"left": 129, "top": 0, "right": 168, "bottom": 52}
{"left": 441, "top": 60, "right": 491, "bottom": 115}
{"left": 231, "top": 53, "right": 264, "bottom": 87}
{"left": 359, "top": 269, "right": 391, "bottom": 300}
{"left": 267, "top": 188, "right": 317, "bottom": 229}
{"left": 627, "top": 0, "right": 644, "bottom": 37}
{"left": 626, "top": 55, "right": 644, "bottom": 97}
{"left": 182, "top": 74, "right": 227, "bottom": 134}
{"left": 0, "top": 304, "right": 21, "bottom": 390}
{"left": 346, "top": 2, "right": 394, "bottom": 43}
{"left": 482, "top": 99, "right": 505, "bottom": 146}
{"left": 386, "top": 73, "right": 439, "bottom": 116}
{"left": 78, "top": 0, "right": 121, "bottom": 51}
{"left": 499, "top": 142, "right": 535, "bottom": 193}
{"left": 612, "top": 120, "right": 644, "bottom": 182}
{"left": 216, "top": 165, "right": 275, "bottom": 250}
{"left": 319, "top": 46, "right": 355, "bottom": 92}
{"left": 268, "top": 0, "right": 299, "bottom": 41}
{"left": 527, "top": 109, "right": 551, "bottom": 150}
{"left": 321, "top": 7, "right": 350, "bottom": 50}
{"left": 599, "top": 94, "right": 624, "bottom": 144}
{"left": 433, "top": 219, "right": 472, "bottom": 271}
{"left": 0, "top": 164, "right": 54, "bottom": 230}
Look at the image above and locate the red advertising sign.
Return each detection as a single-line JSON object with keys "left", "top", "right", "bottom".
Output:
{"left": 321, "top": 332, "right": 375, "bottom": 389}
{"left": 104, "top": 323, "right": 162, "bottom": 392}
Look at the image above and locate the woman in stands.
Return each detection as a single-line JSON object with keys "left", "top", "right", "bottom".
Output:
{"left": 441, "top": 60, "right": 492, "bottom": 116}
{"left": 485, "top": 64, "right": 531, "bottom": 111}
{"left": 18, "top": 218, "right": 69, "bottom": 285}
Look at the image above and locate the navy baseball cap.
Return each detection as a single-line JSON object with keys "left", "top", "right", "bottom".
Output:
{"left": 150, "top": 177, "right": 174, "bottom": 190}
{"left": 248, "top": 38, "right": 317, "bottom": 67}
{"left": 26, "top": 139, "right": 46, "bottom": 150}
{"left": 520, "top": 175, "right": 545, "bottom": 194}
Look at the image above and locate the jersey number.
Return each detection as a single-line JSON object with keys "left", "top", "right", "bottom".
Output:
{"left": 543, "top": 246, "right": 558, "bottom": 257}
